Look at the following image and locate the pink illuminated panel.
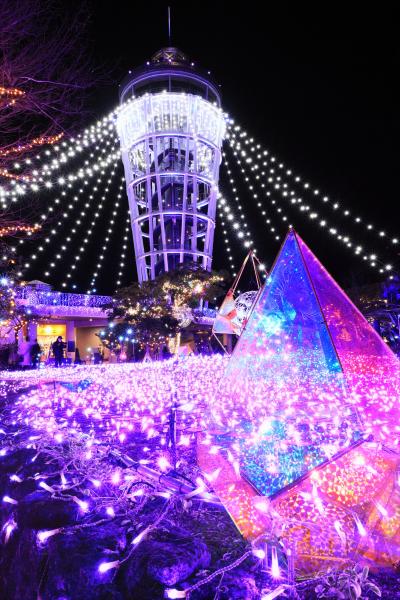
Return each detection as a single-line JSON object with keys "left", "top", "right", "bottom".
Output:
{"left": 296, "top": 232, "right": 400, "bottom": 375}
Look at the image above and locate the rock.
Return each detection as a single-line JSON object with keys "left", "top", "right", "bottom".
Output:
{"left": 0, "top": 528, "right": 42, "bottom": 600}
{"left": 0, "top": 473, "right": 38, "bottom": 505}
{"left": 120, "top": 540, "right": 155, "bottom": 596}
{"left": 0, "top": 471, "right": 9, "bottom": 497}
{"left": 22, "top": 452, "right": 64, "bottom": 478}
{"left": 0, "top": 448, "right": 37, "bottom": 473}
{"left": 41, "top": 521, "right": 126, "bottom": 600}
{"left": 217, "top": 568, "right": 258, "bottom": 600}
{"left": 147, "top": 536, "right": 211, "bottom": 585}
{"left": 17, "top": 491, "right": 81, "bottom": 529}
{"left": 44, "top": 584, "right": 123, "bottom": 600}
{"left": 122, "top": 527, "right": 211, "bottom": 591}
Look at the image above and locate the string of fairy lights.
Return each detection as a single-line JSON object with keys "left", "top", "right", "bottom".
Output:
{"left": 226, "top": 121, "right": 397, "bottom": 276}
{"left": 227, "top": 127, "right": 366, "bottom": 254}
{"left": 0, "top": 108, "right": 118, "bottom": 205}
{"left": 222, "top": 147, "right": 289, "bottom": 245}
{"left": 86, "top": 174, "right": 125, "bottom": 293}
{"left": 16, "top": 141, "right": 120, "bottom": 288}
{"left": 61, "top": 163, "right": 119, "bottom": 289}
{"left": 1, "top": 100, "right": 398, "bottom": 293}
{"left": 47, "top": 165, "right": 116, "bottom": 285}
{"left": 111, "top": 209, "right": 132, "bottom": 293}
{"left": 217, "top": 201, "right": 238, "bottom": 277}
{"left": 219, "top": 165, "right": 254, "bottom": 248}
{"left": 221, "top": 150, "right": 278, "bottom": 276}
{"left": 23, "top": 159, "right": 109, "bottom": 263}
{"left": 15, "top": 137, "right": 131, "bottom": 293}
{"left": 217, "top": 143, "right": 263, "bottom": 277}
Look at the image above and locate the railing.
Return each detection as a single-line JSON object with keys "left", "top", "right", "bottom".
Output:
{"left": 15, "top": 288, "right": 216, "bottom": 322}
{"left": 16, "top": 288, "right": 112, "bottom": 308}
{"left": 192, "top": 307, "right": 216, "bottom": 325}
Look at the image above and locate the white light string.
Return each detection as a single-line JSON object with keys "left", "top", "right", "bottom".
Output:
{"left": 40, "top": 144, "right": 121, "bottom": 200}
{"left": 21, "top": 154, "right": 117, "bottom": 283}
{"left": 227, "top": 122, "right": 396, "bottom": 276}
{"left": 18, "top": 141, "right": 120, "bottom": 276}
{"left": 228, "top": 136, "right": 375, "bottom": 269}
{"left": 224, "top": 138, "right": 299, "bottom": 242}
{"left": 112, "top": 209, "right": 132, "bottom": 292}
{"left": 217, "top": 199, "right": 239, "bottom": 277}
{"left": 219, "top": 155, "right": 258, "bottom": 253}
{"left": 227, "top": 122, "right": 397, "bottom": 245}
{"left": 29, "top": 128, "right": 115, "bottom": 189}
{"left": 46, "top": 163, "right": 117, "bottom": 288}
{"left": 218, "top": 194, "right": 254, "bottom": 250}
{"left": 222, "top": 147, "right": 287, "bottom": 248}
{"left": 0, "top": 108, "right": 121, "bottom": 204}
{"left": 18, "top": 141, "right": 117, "bottom": 274}
{"left": 61, "top": 162, "right": 120, "bottom": 290}
{"left": 86, "top": 172, "right": 125, "bottom": 293}
{"left": 1, "top": 94, "right": 168, "bottom": 203}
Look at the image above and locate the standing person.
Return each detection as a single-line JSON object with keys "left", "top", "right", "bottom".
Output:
{"left": 30, "top": 339, "right": 42, "bottom": 369}
{"left": 19, "top": 336, "right": 32, "bottom": 369}
{"left": 51, "top": 336, "right": 66, "bottom": 368}
{"left": 102, "top": 345, "right": 110, "bottom": 362}
{"left": 8, "top": 342, "right": 19, "bottom": 369}
{"left": 74, "top": 347, "right": 82, "bottom": 365}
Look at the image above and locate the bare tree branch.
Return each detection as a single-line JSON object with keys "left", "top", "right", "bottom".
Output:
{"left": 0, "top": 0, "right": 99, "bottom": 179}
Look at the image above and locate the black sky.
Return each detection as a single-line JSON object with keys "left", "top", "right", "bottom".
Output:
{"left": 22, "top": 3, "right": 400, "bottom": 293}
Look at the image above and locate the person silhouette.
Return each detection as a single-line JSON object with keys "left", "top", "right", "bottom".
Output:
{"left": 52, "top": 336, "right": 66, "bottom": 368}
{"left": 30, "top": 339, "right": 42, "bottom": 369}
{"left": 74, "top": 347, "right": 82, "bottom": 365}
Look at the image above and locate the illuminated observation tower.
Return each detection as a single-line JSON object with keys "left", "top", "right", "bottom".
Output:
{"left": 117, "top": 47, "right": 226, "bottom": 282}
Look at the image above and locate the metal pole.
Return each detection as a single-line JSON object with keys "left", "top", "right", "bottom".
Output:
{"left": 168, "top": 392, "right": 178, "bottom": 469}
{"left": 168, "top": 7, "right": 171, "bottom": 44}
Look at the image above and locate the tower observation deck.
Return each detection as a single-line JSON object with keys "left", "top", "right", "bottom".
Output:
{"left": 117, "top": 47, "right": 226, "bottom": 282}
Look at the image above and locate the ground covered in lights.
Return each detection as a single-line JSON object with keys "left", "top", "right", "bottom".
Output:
{"left": 1, "top": 356, "right": 400, "bottom": 599}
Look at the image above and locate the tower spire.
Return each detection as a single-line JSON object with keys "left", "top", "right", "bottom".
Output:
{"left": 167, "top": 6, "right": 171, "bottom": 45}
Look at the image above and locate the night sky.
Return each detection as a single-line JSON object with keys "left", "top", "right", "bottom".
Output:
{"left": 21, "top": 3, "right": 400, "bottom": 294}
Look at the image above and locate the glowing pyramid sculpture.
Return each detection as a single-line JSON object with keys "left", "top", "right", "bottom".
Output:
{"left": 206, "top": 230, "right": 364, "bottom": 497}
{"left": 198, "top": 229, "right": 400, "bottom": 569}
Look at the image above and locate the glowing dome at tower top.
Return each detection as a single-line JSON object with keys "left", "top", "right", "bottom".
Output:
{"left": 150, "top": 46, "right": 189, "bottom": 66}
{"left": 119, "top": 47, "right": 221, "bottom": 106}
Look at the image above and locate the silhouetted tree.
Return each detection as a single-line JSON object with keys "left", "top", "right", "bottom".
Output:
{"left": 102, "top": 264, "right": 227, "bottom": 352}
{"left": 0, "top": 0, "right": 97, "bottom": 181}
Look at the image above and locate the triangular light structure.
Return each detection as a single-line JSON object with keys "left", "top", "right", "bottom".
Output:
{"left": 202, "top": 229, "right": 400, "bottom": 519}
{"left": 199, "top": 229, "right": 400, "bottom": 571}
